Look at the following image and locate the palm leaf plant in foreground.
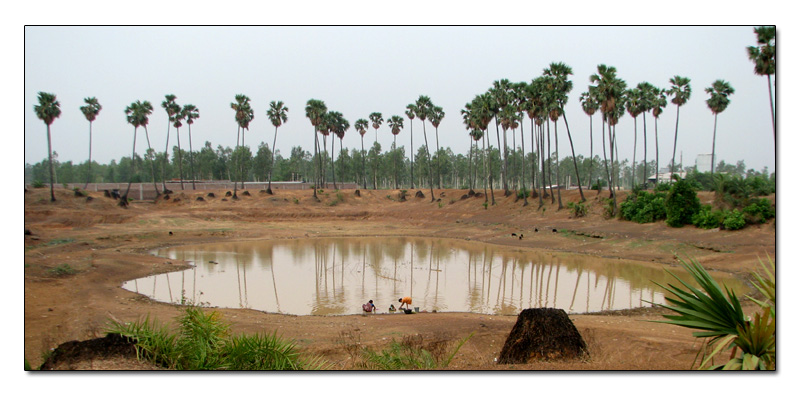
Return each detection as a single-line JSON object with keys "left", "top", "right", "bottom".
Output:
{"left": 107, "top": 306, "right": 328, "bottom": 370}
{"left": 650, "top": 257, "right": 775, "bottom": 370}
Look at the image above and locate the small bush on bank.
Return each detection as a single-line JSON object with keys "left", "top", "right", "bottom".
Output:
{"left": 666, "top": 178, "right": 701, "bottom": 228}
{"left": 692, "top": 205, "right": 725, "bottom": 229}
{"left": 742, "top": 198, "right": 775, "bottom": 224}
{"left": 722, "top": 209, "right": 746, "bottom": 230}
{"left": 620, "top": 191, "right": 667, "bottom": 224}
{"left": 567, "top": 201, "right": 587, "bottom": 218}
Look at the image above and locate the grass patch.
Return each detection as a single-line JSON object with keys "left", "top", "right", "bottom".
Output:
{"left": 106, "top": 306, "right": 328, "bottom": 370}
{"left": 44, "top": 238, "right": 75, "bottom": 247}
{"left": 48, "top": 264, "right": 77, "bottom": 276}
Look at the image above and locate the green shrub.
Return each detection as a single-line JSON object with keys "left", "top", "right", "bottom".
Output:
{"left": 32, "top": 180, "right": 45, "bottom": 188}
{"left": 360, "top": 333, "right": 473, "bottom": 370}
{"left": 620, "top": 191, "right": 667, "bottom": 224}
{"left": 516, "top": 188, "right": 530, "bottom": 200}
{"left": 692, "top": 205, "right": 725, "bottom": 229}
{"left": 742, "top": 198, "right": 775, "bottom": 223}
{"left": 666, "top": 178, "right": 701, "bottom": 227}
{"left": 567, "top": 201, "right": 587, "bottom": 218}
{"left": 722, "top": 209, "right": 746, "bottom": 230}
{"left": 48, "top": 264, "right": 77, "bottom": 276}
{"left": 107, "top": 307, "right": 328, "bottom": 370}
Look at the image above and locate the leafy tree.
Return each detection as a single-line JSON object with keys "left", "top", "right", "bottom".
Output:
{"left": 79, "top": 97, "right": 102, "bottom": 189}
{"left": 665, "top": 177, "right": 700, "bottom": 227}
{"left": 667, "top": 75, "right": 692, "bottom": 177}
{"left": 266, "top": 100, "right": 288, "bottom": 194}
{"left": 705, "top": 80, "right": 735, "bottom": 174}
{"left": 747, "top": 26, "right": 776, "bottom": 142}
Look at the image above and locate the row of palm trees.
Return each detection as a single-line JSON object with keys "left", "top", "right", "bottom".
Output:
{"left": 33, "top": 27, "right": 774, "bottom": 206}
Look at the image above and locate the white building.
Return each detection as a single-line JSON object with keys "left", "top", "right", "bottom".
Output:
{"left": 696, "top": 154, "right": 713, "bottom": 173}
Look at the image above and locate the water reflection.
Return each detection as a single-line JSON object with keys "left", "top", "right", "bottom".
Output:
{"left": 121, "top": 237, "right": 748, "bottom": 316}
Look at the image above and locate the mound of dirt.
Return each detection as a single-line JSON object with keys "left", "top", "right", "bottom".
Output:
{"left": 498, "top": 308, "right": 587, "bottom": 364}
{"left": 38, "top": 333, "right": 153, "bottom": 370}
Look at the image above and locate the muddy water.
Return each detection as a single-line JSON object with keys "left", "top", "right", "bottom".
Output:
{"left": 122, "top": 237, "right": 748, "bottom": 316}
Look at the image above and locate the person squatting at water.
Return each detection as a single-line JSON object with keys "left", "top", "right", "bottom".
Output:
{"left": 362, "top": 300, "right": 377, "bottom": 313}
{"left": 398, "top": 296, "right": 412, "bottom": 310}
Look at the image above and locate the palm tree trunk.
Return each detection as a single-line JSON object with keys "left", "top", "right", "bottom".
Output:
{"left": 467, "top": 135, "right": 473, "bottom": 192}
{"left": 562, "top": 112, "right": 585, "bottom": 202}
{"left": 632, "top": 116, "right": 638, "bottom": 189}
{"left": 422, "top": 121, "right": 435, "bottom": 201}
{"left": 539, "top": 124, "right": 547, "bottom": 206}
{"left": 162, "top": 121, "right": 170, "bottom": 192}
{"left": 361, "top": 135, "right": 367, "bottom": 189}
{"left": 520, "top": 117, "right": 528, "bottom": 206}
{"left": 394, "top": 136, "right": 399, "bottom": 189}
{"left": 331, "top": 136, "right": 337, "bottom": 190}
{"left": 670, "top": 106, "right": 681, "bottom": 177}
{"left": 495, "top": 120, "right": 508, "bottom": 196}
{"left": 482, "top": 133, "right": 488, "bottom": 204}
{"left": 601, "top": 120, "right": 612, "bottom": 198}
{"left": 176, "top": 127, "right": 184, "bottom": 190}
{"left": 642, "top": 113, "right": 648, "bottom": 187}
{"left": 312, "top": 127, "right": 319, "bottom": 200}
{"left": 768, "top": 75, "right": 775, "bottom": 144}
{"left": 554, "top": 119, "right": 563, "bottom": 210}
{"left": 84, "top": 121, "right": 93, "bottom": 190}
{"left": 233, "top": 126, "right": 240, "bottom": 199}
{"left": 410, "top": 121, "right": 414, "bottom": 189}
{"left": 711, "top": 113, "right": 718, "bottom": 174}
{"left": 46, "top": 124, "right": 56, "bottom": 202}
{"left": 588, "top": 114, "right": 594, "bottom": 191}
{"left": 435, "top": 127, "right": 441, "bottom": 189}
{"left": 267, "top": 126, "right": 278, "bottom": 194}
{"left": 655, "top": 117, "right": 660, "bottom": 186}
{"left": 546, "top": 120, "right": 555, "bottom": 204}
{"left": 240, "top": 129, "right": 246, "bottom": 189}
{"left": 142, "top": 126, "right": 160, "bottom": 195}
{"left": 188, "top": 124, "right": 196, "bottom": 190}
{"left": 124, "top": 127, "right": 138, "bottom": 199}
{"left": 486, "top": 127, "right": 495, "bottom": 205}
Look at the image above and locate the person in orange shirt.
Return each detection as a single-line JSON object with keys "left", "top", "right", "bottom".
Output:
{"left": 398, "top": 296, "right": 412, "bottom": 310}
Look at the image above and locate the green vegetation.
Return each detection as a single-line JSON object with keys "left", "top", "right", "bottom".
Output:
{"left": 106, "top": 306, "right": 328, "bottom": 370}
{"left": 619, "top": 189, "right": 667, "bottom": 223}
{"left": 652, "top": 257, "right": 775, "bottom": 370}
{"left": 354, "top": 332, "right": 473, "bottom": 370}
{"left": 692, "top": 205, "right": 725, "bottom": 229}
{"left": 721, "top": 209, "right": 746, "bottom": 230}
{"left": 48, "top": 264, "right": 77, "bottom": 276}
{"left": 665, "top": 177, "right": 701, "bottom": 227}
{"left": 567, "top": 201, "right": 587, "bottom": 218}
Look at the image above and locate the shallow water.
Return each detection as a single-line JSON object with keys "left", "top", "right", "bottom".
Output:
{"left": 122, "top": 237, "right": 747, "bottom": 316}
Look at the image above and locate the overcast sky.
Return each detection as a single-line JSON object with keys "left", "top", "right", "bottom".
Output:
{"left": 25, "top": 25, "right": 777, "bottom": 173}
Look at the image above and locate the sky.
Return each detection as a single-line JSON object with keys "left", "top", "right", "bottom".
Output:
{"left": 24, "top": 25, "right": 778, "bottom": 174}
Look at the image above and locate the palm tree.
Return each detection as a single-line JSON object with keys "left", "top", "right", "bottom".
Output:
{"left": 305, "top": 99, "right": 327, "bottom": 200}
{"left": 512, "top": 81, "right": 529, "bottom": 205}
{"left": 499, "top": 104, "right": 522, "bottom": 201}
{"left": 667, "top": 75, "right": 692, "bottom": 177}
{"left": 651, "top": 88, "right": 668, "bottom": 185}
{"left": 637, "top": 82, "right": 658, "bottom": 186}
{"left": 80, "top": 97, "right": 102, "bottom": 189}
{"left": 705, "top": 80, "right": 735, "bottom": 174}
{"left": 160, "top": 95, "right": 179, "bottom": 192}
{"left": 123, "top": 100, "right": 151, "bottom": 201}
{"left": 473, "top": 93, "right": 496, "bottom": 205}
{"left": 183, "top": 104, "right": 200, "bottom": 190}
{"left": 429, "top": 106, "right": 445, "bottom": 189}
{"left": 580, "top": 89, "right": 599, "bottom": 191}
{"left": 387, "top": 115, "right": 404, "bottom": 189}
{"left": 328, "top": 111, "right": 348, "bottom": 190}
{"left": 172, "top": 108, "right": 186, "bottom": 190}
{"left": 747, "top": 26, "right": 776, "bottom": 142}
{"left": 524, "top": 79, "right": 545, "bottom": 206}
{"left": 231, "top": 94, "right": 254, "bottom": 197}
{"left": 415, "top": 95, "right": 435, "bottom": 201}
{"left": 490, "top": 79, "right": 512, "bottom": 196}
{"left": 354, "top": 118, "right": 369, "bottom": 189}
{"left": 405, "top": 104, "right": 418, "bottom": 189}
{"left": 368, "top": 112, "right": 383, "bottom": 189}
{"left": 590, "top": 64, "right": 627, "bottom": 215}
{"left": 266, "top": 100, "right": 288, "bottom": 194}
{"left": 34, "top": 92, "right": 61, "bottom": 202}
{"left": 545, "top": 62, "right": 584, "bottom": 203}
{"left": 625, "top": 87, "right": 644, "bottom": 189}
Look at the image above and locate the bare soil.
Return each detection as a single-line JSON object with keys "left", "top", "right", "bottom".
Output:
{"left": 23, "top": 186, "right": 775, "bottom": 370}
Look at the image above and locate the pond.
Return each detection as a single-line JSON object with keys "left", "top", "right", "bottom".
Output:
{"left": 121, "top": 237, "right": 748, "bottom": 316}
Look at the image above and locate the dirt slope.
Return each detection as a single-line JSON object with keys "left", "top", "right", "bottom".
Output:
{"left": 23, "top": 186, "right": 775, "bottom": 370}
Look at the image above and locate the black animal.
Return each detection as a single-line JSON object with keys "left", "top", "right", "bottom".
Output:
{"left": 534, "top": 228, "right": 539, "bottom": 232}
{"left": 552, "top": 228, "right": 558, "bottom": 233}
{"left": 518, "top": 234, "right": 523, "bottom": 240}
{"left": 169, "top": 231, "right": 173, "bottom": 236}
{"left": 511, "top": 233, "right": 517, "bottom": 237}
